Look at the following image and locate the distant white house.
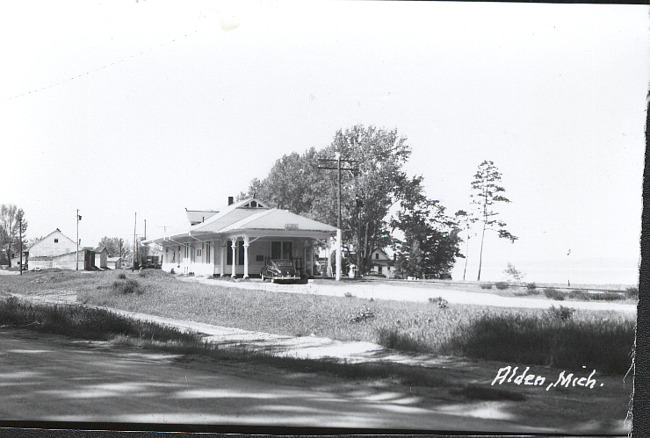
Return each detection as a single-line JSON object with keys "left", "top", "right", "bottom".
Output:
{"left": 29, "top": 229, "right": 94, "bottom": 270}
{"left": 148, "top": 197, "right": 337, "bottom": 278}
{"left": 369, "top": 248, "right": 395, "bottom": 278}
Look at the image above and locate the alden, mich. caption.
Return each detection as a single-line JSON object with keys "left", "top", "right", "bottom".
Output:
{"left": 491, "top": 366, "right": 604, "bottom": 391}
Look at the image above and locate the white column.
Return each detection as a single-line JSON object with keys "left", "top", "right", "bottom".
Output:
{"left": 336, "top": 228, "right": 342, "bottom": 281}
{"left": 243, "top": 235, "right": 249, "bottom": 279}
{"left": 326, "top": 237, "right": 333, "bottom": 277}
{"left": 220, "top": 241, "right": 225, "bottom": 278}
{"left": 310, "top": 240, "right": 315, "bottom": 278}
{"left": 231, "top": 238, "right": 237, "bottom": 278}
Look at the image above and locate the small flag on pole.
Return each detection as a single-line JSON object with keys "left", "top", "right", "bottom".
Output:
{"left": 78, "top": 215, "right": 82, "bottom": 221}
{"left": 567, "top": 249, "right": 571, "bottom": 256}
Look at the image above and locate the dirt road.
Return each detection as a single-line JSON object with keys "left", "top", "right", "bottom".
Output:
{"left": 0, "top": 329, "right": 629, "bottom": 434}
{"left": 183, "top": 277, "right": 638, "bottom": 314}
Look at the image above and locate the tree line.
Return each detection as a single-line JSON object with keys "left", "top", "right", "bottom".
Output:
{"left": 1, "top": 125, "right": 516, "bottom": 279}
{"left": 242, "top": 125, "right": 516, "bottom": 280}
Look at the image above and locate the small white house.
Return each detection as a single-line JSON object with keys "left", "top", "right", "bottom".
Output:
{"left": 369, "top": 248, "right": 395, "bottom": 278}
{"left": 94, "top": 246, "right": 108, "bottom": 269}
{"left": 148, "top": 197, "right": 337, "bottom": 278}
{"left": 107, "top": 257, "right": 122, "bottom": 270}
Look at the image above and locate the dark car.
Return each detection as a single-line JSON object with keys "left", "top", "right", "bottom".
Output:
{"left": 260, "top": 259, "right": 300, "bottom": 283}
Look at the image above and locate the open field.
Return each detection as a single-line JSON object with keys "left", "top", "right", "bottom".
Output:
{"left": 0, "top": 269, "right": 635, "bottom": 375}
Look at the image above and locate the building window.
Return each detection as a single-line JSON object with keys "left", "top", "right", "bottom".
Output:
{"left": 54, "top": 238, "right": 58, "bottom": 243}
{"left": 237, "top": 241, "right": 244, "bottom": 265}
{"left": 227, "top": 240, "right": 233, "bottom": 265}
{"left": 375, "top": 253, "right": 379, "bottom": 259}
{"left": 205, "top": 242, "right": 211, "bottom": 264}
{"left": 282, "top": 242, "right": 292, "bottom": 260}
{"left": 271, "top": 241, "right": 292, "bottom": 260}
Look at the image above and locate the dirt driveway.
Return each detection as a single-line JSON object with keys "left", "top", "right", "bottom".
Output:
{"left": 182, "top": 277, "right": 637, "bottom": 314}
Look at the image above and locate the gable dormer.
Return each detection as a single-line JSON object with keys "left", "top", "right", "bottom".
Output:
{"left": 239, "top": 199, "right": 267, "bottom": 209}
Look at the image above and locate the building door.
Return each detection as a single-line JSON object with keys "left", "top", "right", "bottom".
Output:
{"left": 271, "top": 241, "right": 281, "bottom": 259}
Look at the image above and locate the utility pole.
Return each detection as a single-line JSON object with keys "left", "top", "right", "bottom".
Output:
{"left": 133, "top": 212, "right": 137, "bottom": 272}
{"left": 76, "top": 209, "right": 81, "bottom": 270}
{"left": 356, "top": 198, "right": 363, "bottom": 278}
{"left": 144, "top": 219, "right": 147, "bottom": 240}
{"left": 318, "top": 153, "right": 358, "bottom": 281}
{"left": 18, "top": 215, "right": 22, "bottom": 276}
{"left": 567, "top": 248, "right": 571, "bottom": 287}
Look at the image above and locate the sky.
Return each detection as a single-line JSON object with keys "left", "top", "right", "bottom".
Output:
{"left": 1, "top": 1, "right": 647, "bottom": 285}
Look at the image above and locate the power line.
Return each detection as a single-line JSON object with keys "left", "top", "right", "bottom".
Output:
{"left": 2, "top": 29, "right": 200, "bottom": 102}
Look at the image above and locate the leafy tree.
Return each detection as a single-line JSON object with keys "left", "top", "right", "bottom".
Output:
{"left": 246, "top": 125, "right": 416, "bottom": 275}
{"left": 504, "top": 262, "right": 524, "bottom": 282}
{"left": 0, "top": 204, "right": 27, "bottom": 267}
{"left": 26, "top": 236, "right": 43, "bottom": 249}
{"left": 98, "top": 236, "right": 131, "bottom": 260}
{"left": 392, "top": 190, "right": 462, "bottom": 279}
{"left": 470, "top": 160, "right": 517, "bottom": 281}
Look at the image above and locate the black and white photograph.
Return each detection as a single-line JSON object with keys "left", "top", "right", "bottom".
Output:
{"left": 0, "top": 1, "right": 646, "bottom": 435}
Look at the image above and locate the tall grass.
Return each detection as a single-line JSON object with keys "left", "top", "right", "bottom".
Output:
{"left": 0, "top": 296, "right": 200, "bottom": 344}
{"left": 440, "top": 311, "right": 634, "bottom": 374}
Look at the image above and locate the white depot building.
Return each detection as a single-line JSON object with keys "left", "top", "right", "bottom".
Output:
{"left": 148, "top": 197, "right": 337, "bottom": 278}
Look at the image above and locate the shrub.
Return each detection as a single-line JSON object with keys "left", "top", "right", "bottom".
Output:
{"left": 343, "top": 291, "right": 354, "bottom": 298}
{"left": 626, "top": 287, "right": 639, "bottom": 299}
{"left": 376, "top": 328, "right": 427, "bottom": 353}
{"left": 112, "top": 279, "right": 142, "bottom": 295}
{"left": 525, "top": 282, "right": 537, "bottom": 291}
{"left": 544, "top": 287, "right": 565, "bottom": 301}
{"left": 503, "top": 263, "right": 524, "bottom": 282}
{"left": 546, "top": 305, "right": 575, "bottom": 321}
{"left": 591, "top": 292, "right": 625, "bottom": 301}
{"left": 479, "top": 283, "right": 493, "bottom": 290}
{"left": 441, "top": 311, "right": 634, "bottom": 374}
{"left": 495, "top": 282, "right": 510, "bottom": 290}
{"left": 568, "top": 289, "right": 590, "bottom": 301}
{"left": 347, "top": 306, "right": 375, "bottom": 323}
{"left": 117, "top": 273, "right": 127, "bottom": 280}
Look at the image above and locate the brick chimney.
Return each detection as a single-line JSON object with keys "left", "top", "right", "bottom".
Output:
{"left": 228, "top": 196, "right": 234, "bottom": 206}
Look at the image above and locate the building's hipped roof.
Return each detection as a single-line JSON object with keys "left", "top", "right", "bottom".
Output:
{"left": 149, "top": 198, "right": 335, "bottom": 243}
{"left": 219, "top": 208, "right": 337, "bottom": 233}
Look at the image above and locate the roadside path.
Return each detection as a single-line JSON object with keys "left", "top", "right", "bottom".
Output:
{"left": 179, "top": 276, "right": 637, "bottom": 314}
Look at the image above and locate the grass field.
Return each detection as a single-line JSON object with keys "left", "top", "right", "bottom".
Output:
{"left": 0, "top": 269, "right": 636, "bottom": 375}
